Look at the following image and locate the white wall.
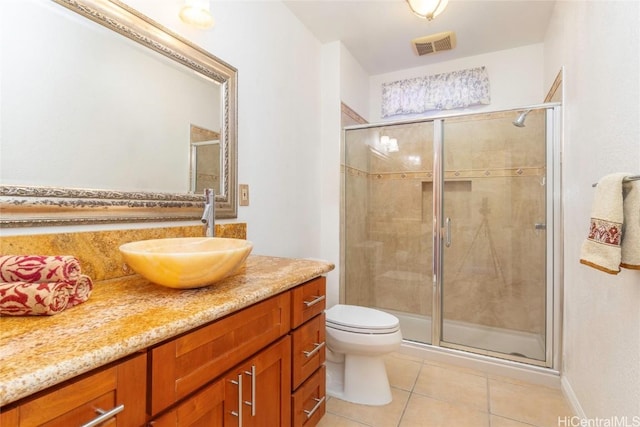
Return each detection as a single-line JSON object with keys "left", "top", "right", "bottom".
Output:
{"left": 544, "top": 0, "right": 640, "bottom": 418}
{"left": 319, "top": 42, "right": 342, "bottom": 307}
{"left": 340, "top": 44, "right": 371, "bottom": 121}
{"left": 369, "top": 43, "right": 545, "bottom": 122}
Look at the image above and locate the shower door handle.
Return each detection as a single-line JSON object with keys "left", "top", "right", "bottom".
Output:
{"left": 445, "top": 217, "right": 452, "bottom": 247}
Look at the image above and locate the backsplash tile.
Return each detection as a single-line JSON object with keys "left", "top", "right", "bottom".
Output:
{"left": 0, "top": 223, "right": 247, "bottom": 282}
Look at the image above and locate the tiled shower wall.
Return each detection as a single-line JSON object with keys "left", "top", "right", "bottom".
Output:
{"left": 344, "top": 110, "right": 546, "bottom": 335}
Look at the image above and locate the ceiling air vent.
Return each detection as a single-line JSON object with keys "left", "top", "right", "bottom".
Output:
{"left": 412, "top": 31, "right": 456, "bottom": 56}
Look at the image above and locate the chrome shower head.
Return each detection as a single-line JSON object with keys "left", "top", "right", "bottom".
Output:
{"left": 512, "top": 110, "right": 531, "bottom": 127}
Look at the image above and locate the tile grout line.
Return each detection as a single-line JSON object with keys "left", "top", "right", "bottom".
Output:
{"left": 485, "top": 377, "right": 548, "bottom": 427}
{"left": 395, "top": 358, "right": 424, "bottom": 427}
{"left": 325, "top": 401, "right": 376, "bottom": 427}
{"left": 487, "top": 374, "right": 493, "bottom": 426}
{"left": 324, "top": 353, "right": 572, "bottom": 427}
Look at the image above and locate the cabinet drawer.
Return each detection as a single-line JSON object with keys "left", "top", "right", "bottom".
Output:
{"left": 12, "top": 353, "right": 146, "bottom": 427}
{"left": 149, "top": 292, "right": 291, "bottom": 415}
{"left": 292, "top": 365, "right": 326, "bottom": 427}
{"left": 291, "top": 313, "right": 326, "bottom": 390}
{"left": 291, "top": 277, "right": 326, "bottom": 329}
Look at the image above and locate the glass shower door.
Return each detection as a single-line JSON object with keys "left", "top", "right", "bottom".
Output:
{"left": 343, "top": 122, "right": 434, "bottom": 344}
{"left": 438, "top": 109, "right": 549, "bottom": 364}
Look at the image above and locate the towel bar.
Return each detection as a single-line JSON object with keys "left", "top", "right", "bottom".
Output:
{"left": 592, "top": 174, "right": 640, "bottom": 187}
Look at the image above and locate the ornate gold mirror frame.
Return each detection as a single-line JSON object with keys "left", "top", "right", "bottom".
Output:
{"left": 0, "top": 0, "right": 238, "bottom": 227}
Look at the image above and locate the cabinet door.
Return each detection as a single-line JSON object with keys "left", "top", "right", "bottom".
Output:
{"left": 225, "top": 336, "right": 292, "bottom": 427}
{"left": 150, "top": 379, "right": 226, "bottom": 427}
{"left": 14, "top": 353, "right": 146, "bottom": 427}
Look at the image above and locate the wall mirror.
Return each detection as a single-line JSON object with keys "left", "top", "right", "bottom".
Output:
{"left": 0, "top": 0, "right": 237, "bottom": 227}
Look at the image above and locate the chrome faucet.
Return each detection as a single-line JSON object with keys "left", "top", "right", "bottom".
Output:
{"left": 201, "top": 188, "right": 215, "bottom": 237}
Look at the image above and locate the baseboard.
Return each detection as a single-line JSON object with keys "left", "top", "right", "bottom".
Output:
{"left": 561, "top": 375, "right": 586, "bottom": 418}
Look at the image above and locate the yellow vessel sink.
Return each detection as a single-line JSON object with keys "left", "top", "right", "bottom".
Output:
{"left": 119, "top": 237, "right": 253, "bottom": 289}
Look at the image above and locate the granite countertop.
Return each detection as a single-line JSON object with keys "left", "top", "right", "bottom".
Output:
{"left": 0, "top": 255, "right": 334, "bottom": 406}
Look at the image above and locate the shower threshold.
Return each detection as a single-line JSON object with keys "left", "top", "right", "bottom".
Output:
{"left": 381, "top": 308, "right": 546, "bottom": 362}
{"left": 398, "top": 339, "right": 561, "bottom": 390}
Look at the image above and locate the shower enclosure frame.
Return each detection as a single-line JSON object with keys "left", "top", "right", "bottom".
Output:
{"left": 342, "top": 103, "right": 563, "bottom": 371}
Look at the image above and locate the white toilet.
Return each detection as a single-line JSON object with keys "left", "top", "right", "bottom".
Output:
{"left": 325, "top": 304, "right": 402, "bottom": 406}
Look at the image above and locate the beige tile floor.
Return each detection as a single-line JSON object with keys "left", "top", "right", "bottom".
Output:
{"left": 317, "top": 352, "right": 574, "bottom": 427}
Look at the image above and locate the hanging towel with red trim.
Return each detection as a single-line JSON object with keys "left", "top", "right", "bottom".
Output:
{"left": 580, "top": 173, "right": 635, "bottom": 274}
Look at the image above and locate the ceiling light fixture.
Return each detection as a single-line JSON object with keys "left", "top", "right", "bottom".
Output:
{"left": 180, "top": 0, "right": 214, "bottom": 29}
{"left": 406, "top": 0, "right": 449, "bottom": 21}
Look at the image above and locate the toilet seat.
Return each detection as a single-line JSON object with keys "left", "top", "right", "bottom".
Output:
{"left": 326, "top": 304, "right": 400, "bottom": 334}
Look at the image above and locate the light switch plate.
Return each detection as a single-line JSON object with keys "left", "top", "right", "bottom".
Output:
{"left": 239, "top": 184, "right": 249, "bottom": 206}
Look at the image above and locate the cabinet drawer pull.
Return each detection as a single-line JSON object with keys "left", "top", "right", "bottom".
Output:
{"left": 303, "top": 396, "right": 325, "bottom": 419}
{"left": 229, "top": 374, "right": 243, "bottom": 426}
{"left": 80, "top": 404, "right": 124, "bottom": 427}
{"left": 303, "top": 295, "right": 325, "bottom": 308}
{"left": 243, "top": 365, "right": 256, "bottom": 416}
{"left": 303, "top": 341, "right": 325, "bottom": 358}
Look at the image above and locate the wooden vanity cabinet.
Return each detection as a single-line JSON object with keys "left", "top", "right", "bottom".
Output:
{"left": 3, "top": 353, "right": 146, "bottom": 427}
{"left": 1, "top": 276, "right": 328, "bottom": 427}
{"left": 150, "top": 337, "right": 291, "bottom": 427}
{"left": 148, "top": 291, "right": 293, "bottom": 426}
{"left": 289, "top": 277, "right": 327, "bottom": 427}
{"left": 149, "top": 278, "right": 326, "bottom": 427}
{"left": 148, "top": 292, "right": 291, "bottom": 417}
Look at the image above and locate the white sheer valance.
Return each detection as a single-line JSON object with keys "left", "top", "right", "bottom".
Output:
{"left": 381, "top": 66, "right": 491, "bottom": 118}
